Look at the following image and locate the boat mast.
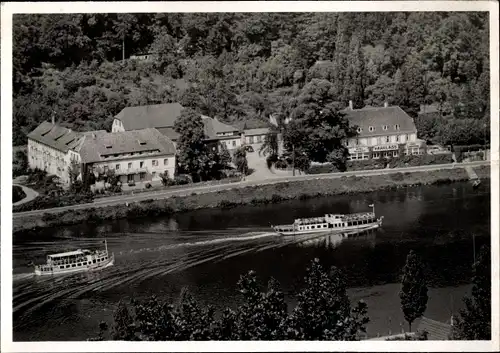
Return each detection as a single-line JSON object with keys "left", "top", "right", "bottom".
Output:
{"left": 104, "top": 239, "right": 108, "bottom": 254}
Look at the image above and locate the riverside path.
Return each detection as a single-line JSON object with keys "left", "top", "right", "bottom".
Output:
{"left": 12, "top": 160, "right": 489, "bottom": 219}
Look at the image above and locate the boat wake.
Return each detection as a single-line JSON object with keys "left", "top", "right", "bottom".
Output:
{"left": 12, "top": 229, "right": 365, "bottom": 327}
{"left": 118, "top": 231, "right": 278, "bottom": 255}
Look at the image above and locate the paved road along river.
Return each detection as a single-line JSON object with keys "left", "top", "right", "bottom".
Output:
{"left": 12, "top": 181, "right": 490, "bottom": 341}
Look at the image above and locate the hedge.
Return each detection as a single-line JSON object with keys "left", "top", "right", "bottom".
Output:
{"left": 307, "top": 154, "right": 453, "bottom": 175}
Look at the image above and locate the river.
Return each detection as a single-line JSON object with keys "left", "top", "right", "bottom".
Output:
{"left": 12, "top": 181, "right": 490, "bottom": 341}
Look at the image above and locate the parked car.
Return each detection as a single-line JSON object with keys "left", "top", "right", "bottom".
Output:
{"left": 244, "top": 145, "right": 254, "bottom": 152}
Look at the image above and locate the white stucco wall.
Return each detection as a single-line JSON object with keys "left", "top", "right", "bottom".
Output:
{"left": 111, "top": 119, "right": 126, "bottom": 133}
{"left": 28, "top": 138, "right": 72, "bottom": 184}
{"left": 91, "top": 154, "right": 176, "bottom": 182}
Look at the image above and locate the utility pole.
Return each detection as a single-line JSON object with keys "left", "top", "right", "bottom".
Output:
{"left": 292, "top": 143, "right": 295, "bottom": 176}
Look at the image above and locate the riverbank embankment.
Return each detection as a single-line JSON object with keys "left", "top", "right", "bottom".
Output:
{"left": 13, "top": 166, "right": 490, "bottom": 234}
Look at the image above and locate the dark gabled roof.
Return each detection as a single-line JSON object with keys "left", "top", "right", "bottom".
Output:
{"left": 156, "top": 127, "right": 180, "bottom": 141}
{"left": 78, "top": 128, "right": 176, "bottom": 164}
{"left": 27, "top": 121, "right": 83, "bottom": 152}
{"left": 341, "top": 106, "right": 417, "bottom": 138}
{"left": 201, "top": 116, "right": 240, "bottom": 140}
{"left": 115, "top": 104, "right": 240, "bottom": 141}
{"left": 114, "top": 103, "right": 184, "bottom": 131}
{"left": 417, "top": 317, "right": 452, "bottom": 340}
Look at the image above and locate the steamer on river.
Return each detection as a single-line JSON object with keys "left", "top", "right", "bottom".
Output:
{"left": 271, "top": 204, "right": 384, "bottom": 236}
{"left": 34, "top": 240, "right": 114, "bottom": 276}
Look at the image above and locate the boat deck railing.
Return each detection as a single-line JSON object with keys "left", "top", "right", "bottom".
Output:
{"left": 341, "top": 212, "right": 375, "bottom": 222}
{"left": 294, "top": 217, "right": 326, "bottom": 225}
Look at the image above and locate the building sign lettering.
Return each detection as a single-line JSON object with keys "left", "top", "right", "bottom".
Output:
{"left": 372, "top": 144, "right": 399, "bottom": 152}
{"left": 349, "top": 147, "right": 370, "bottom": 154}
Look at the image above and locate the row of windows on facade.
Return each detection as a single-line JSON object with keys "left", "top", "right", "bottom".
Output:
{"left": 348, "top": 148, "right": 424, "bottom": 161}
{"left": 223, "top": 139, "right": 238, "bottom": 147}
{"left": 357, "top": 124, "right": 401, "bottom": 133}
{"left": 247, "top": 135, "right": 264, "bottom": 144}
{"left": 101, "top": 149, "right": 160, "bottom": 159}
{"left": 300, "top": 218, "right": 374, "bottom": 230}
{"left": 96, "top": 158, "right": 170, "bottom": 173}
{"left": 347, "top": 133, "right": 415, "bottom": 147}
{"left": 41, "top": 255, "right": 109, "bottom": 271}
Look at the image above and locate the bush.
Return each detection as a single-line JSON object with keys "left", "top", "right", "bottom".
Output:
{"left": 347, "top": 159, "right": 386, "bottom": 171}
{"left": 174, "top": 175, "right": 191, "bottom": 185}
{"left": 12, "top": 185, "right": 26, "bottom": 203}
{"left": 13, "top": 192, "right": 94, "bottom": 212}
{"left": 145, "top": 183, "right": 152, "bottom": 189}
{"left": 266, "top": 154, "right": 278, "bottom": 169}
{"left": 387, "top": 154, "right": 453, "bottom": 168}
{"left": 307, "top": 164, "right": 338, "bottom": 174}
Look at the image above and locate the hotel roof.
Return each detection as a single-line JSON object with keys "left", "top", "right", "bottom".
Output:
{"left": 78, "top": 128, "right": 176, "bottom": 164}
{"left": 341, "top": 106, "right": 417, "bottom": 138}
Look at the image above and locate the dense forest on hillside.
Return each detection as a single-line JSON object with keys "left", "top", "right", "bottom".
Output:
{"left": 13, "top": 12, "right": 490, "bottom": 146}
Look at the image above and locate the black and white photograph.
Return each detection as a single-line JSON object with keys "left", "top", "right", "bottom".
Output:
{"left": 1, "top": 1, "right": 499, "bottom": 351}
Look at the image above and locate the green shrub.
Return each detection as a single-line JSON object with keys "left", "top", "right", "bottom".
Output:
{"left": 266, "top": 154, "right": 278, "bottom": 169}
{"left": 12, "top": 185, "right": 26, "bottom": 203}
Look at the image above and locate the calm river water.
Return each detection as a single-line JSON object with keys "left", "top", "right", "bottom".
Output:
{"left": 13, "top": 181, "right": 490, "bottom": 341}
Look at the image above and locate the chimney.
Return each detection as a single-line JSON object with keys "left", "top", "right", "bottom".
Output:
{"left": 349, "top": 100, "right": 353, "bottom": 110}
{"left": 384, "top": 101, "right": 389, "bottom": 108}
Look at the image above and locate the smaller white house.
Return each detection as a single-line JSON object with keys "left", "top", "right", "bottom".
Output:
{"left": 242, "top": 128, "right": 270, "bottom": 145}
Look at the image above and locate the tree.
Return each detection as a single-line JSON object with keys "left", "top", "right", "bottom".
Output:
{"left": 259, "top": 131, "right": 279, "bottom": 157}
{"left": 283, "top": 79, "right": 357, "bottom": 172}
{"left": 112, "top": 300, "right": 136, "bottom": 340}
{"left": 159, "top": 170, "right": 172, "bottom": 186}
{"left": 394, "top": 55, "right": 426, "bottom": 117}
{"left": 98, "top": 258, "right": 370, "bottom": 341}
{"left": 233, "top": 146, "right": 249, "bottom": 176}
{"left": 234, "top": 271, "right": 288, "bottom": 340}
{"left": 174, "top": 108, "right": 209, "bottom": 182}
{"left": 453, "top": 246, "right": 491, "bottom": 340}
{"left": 399, "top": 250, "right": 428, "bottom": 332}
{"left": 287, "top": 258, "right": 369, "bottom": 340}
{"left": 346, "top": 35, "right": 366, "bottom": 109}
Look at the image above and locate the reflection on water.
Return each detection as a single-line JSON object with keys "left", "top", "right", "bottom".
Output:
{"left": 12, "top": 182, "right": 491, "bottom": 341}
{"left": 296, "top": 230, "right": 377, "bottom": 249}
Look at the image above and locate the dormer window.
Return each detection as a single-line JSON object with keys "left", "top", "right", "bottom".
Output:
{"left": 383, "top": 125, "right": 388, "bottom": 131}
{"left": 394, "top": 124, "right": 400, "bottom": 130}
{"left": 357, "top": 127, "right": 362, "bottom": 133}
{"left": 369, "top": 126, "right": 375, "bottom": 132}
{"left": 138, "top": 140, "right": 147, "bottom": 146}
{"left": 105, "top": 145, "right": 112, "bottom": 149}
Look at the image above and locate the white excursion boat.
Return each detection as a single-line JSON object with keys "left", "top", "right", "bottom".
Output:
{"left": 271, "top": 204, "right": 384, "bottom": 236}
{"left": 34, "top": 240, "right": 114, "bottom": 276}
